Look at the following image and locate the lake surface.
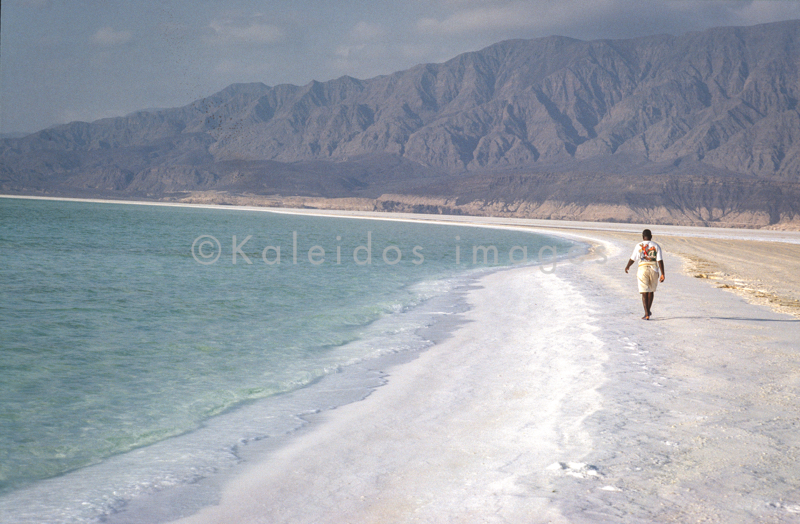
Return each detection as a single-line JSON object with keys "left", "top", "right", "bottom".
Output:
{"left": 0, "top": 197, "right": 575, "bottom": 522}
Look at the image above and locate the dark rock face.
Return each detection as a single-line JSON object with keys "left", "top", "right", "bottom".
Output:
{"left": 2, "top": 20, "right": 799, "bottom": 225}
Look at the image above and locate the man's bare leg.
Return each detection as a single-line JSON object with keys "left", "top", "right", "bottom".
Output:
{"left": 641, "top": 292, "right": 654, "bottom": 319}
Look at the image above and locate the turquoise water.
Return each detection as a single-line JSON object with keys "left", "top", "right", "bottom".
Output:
{"left": 0, "top": 197, "right": 574, "bottom": 520}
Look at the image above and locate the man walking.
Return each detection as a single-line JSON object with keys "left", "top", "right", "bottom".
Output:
{"left": 625, "top": 229, "right": 665, "bottom": 320}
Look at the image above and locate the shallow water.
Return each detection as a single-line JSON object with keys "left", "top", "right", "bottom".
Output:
{"left": 0, "top": 197, "right": 574, "bottom": 522}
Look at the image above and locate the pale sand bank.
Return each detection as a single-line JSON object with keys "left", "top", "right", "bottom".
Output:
{"left": 160, "top": 222, "right": 800, "bottom": 523}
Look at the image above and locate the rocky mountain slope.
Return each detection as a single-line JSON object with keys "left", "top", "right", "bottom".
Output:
{"left": 2, "top": 20, "right": 799, "bottom": 226}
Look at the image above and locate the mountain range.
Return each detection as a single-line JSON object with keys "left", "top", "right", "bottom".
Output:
{"left": 2, "top": 20, "right": 799, "bottom": 227}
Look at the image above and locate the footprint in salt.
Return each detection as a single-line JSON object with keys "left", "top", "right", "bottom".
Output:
{"left": 546, "top": 461, "right": 600, "bottom": 479}
{"left": 771, "top": 502, "right": 800, "bottom": 514}
{"left": 546, "top": 462, "right": 622, "bottom": 492}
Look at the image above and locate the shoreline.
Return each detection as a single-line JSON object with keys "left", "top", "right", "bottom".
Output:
{"left": 0, "top": 201, "right": 581, "bottom": 523}
{"left": 4, "top": 192, "right": 800, "bottom": 240}
{"left": 99, "top": 281, "right": 480, "bottom": 524}
{"left": 168, "top": 256, "right": 611, "bottom": 524}
{"left": 163, "top": 225, "right": 800, "bottom": 523}
{"left": 5, "top": 188, "right": 799, "bottom": 232}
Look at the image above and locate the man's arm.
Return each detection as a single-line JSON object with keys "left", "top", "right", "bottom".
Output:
{"left": 658, "top": 260, "right": 665, "bottom": 282}
{"left": 624, "top": 259, "right": 634, "bottom": 273}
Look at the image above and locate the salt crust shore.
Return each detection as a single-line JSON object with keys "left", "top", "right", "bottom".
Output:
{"left": 4, "top": 196, "right": 800, "bottom": 522}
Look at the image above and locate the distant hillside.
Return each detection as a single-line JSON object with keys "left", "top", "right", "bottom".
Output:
{"left": 2, "top": 20, "right": 799, "bottom": 227}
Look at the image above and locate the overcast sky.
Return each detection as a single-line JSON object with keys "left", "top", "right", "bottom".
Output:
{"left": 1, "top": 0, "right": 798, "bottom": 134}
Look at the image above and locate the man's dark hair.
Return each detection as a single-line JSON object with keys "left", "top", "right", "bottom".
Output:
{"left": 642, "top": 229, "right": 652, "bottom": 240}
